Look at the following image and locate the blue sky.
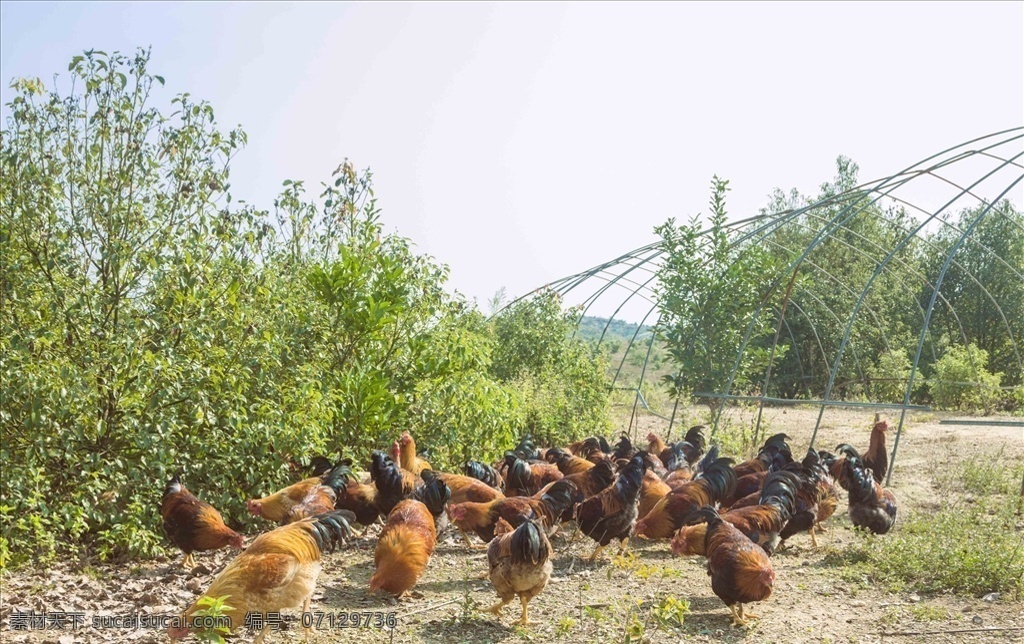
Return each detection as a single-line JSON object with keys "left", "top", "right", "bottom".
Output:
{"left": 2, "top": 2, "right": 1022, "bottom": 315}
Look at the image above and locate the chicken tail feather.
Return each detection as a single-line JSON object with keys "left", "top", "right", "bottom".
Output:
{"left": 510, "top": 520, "right": 548, "bottom": 566}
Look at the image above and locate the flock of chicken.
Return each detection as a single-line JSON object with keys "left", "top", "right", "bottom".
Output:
{"left": 161, "top": 419, "right": 897, "bottom": 640}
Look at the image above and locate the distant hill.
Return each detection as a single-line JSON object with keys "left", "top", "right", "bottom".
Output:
{"left": 575, "top": 316, "right": 655, "bottom": 344}
{"left": 576, "top": 316, "right": 674, "bottom": 414}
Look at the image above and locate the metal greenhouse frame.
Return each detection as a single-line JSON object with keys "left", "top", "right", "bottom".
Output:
{"left": 515, "top": 128, "right": 1024, "bottom": 488}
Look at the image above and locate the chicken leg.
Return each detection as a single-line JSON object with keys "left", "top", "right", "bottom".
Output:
{"left": 617, "top": 537, "right": 630, "bottom": 557}
{"left": 810, "top": 525, "right": 818, "bottom": 548}
{"left": 302, "top": 596, "right": 312, "bottom": 642}
{"left": 586, "top": 544, "right": 606, "bottom": 562}
{"left": 517, "top": 595, "right": 535, "bottom": 626}
{"left": 182, "top": 553, "right": 195, "bottom": 569}
{"left": 728, "top": 604, "right": 748, "bottom": 627}
{"left": 458, "top": 529, "right": 487, "bottom": 549}
{"left": 484, "top": 598, "right": 511, "bottom": 617}
{"left": 253, "top": 625, "right": 270, "bottom": 644}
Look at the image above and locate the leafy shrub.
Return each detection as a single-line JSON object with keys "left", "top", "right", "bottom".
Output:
{"left": 929, "top": 342, "right": 1003, "bottom": 413}
{"left": 650, "top": 595, "right": 690, "bottom": 630}
{"left": 490, "top": 292, "right": 610, "bottom": 447}
{"left": 866, "top": 348, "right": 925, "bottom": 404}
{"left": 0, "top": 49, "right": 606, "bottom": 567}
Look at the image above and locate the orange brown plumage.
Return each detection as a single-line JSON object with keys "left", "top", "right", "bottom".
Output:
{"left": 161, "top": 474, "right": 243, "bottom": 568}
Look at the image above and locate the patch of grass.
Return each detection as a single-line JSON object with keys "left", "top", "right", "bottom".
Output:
{"left": 80, "top": 565, "right": 104, "bottom": 580}
{"left": 583, "top": 605, "right": 608, "bottom": 623}
{"left": 611, "top": 551, "right": 639, "bottom": 572}
{"left": 845, "top": 504, "right": 1024, "bottom": 598}
{"left": 960, "top": 450, "right": 1017, "bottom": 496}
{"left": 821, "top": 544, "right": 870, "bottom": 567}
{"left": 555, "top": 616, "right": 576, "bottom": 637}
{"left": 712, "top": 411, "right": 764, "bottom": 460}
{"left": 650, "top": 595, "right": 690, "bottom": 630}
{"left": 880, "top": 607, "right": 901, "bottom": 626}
{"left": 610, "top": 550, "right": 681, "bottom": 581}
{"left": 452, "top": 581, "right": 479, "bottom": 625}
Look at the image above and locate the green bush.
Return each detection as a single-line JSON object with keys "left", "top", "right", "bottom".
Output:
{"left": 929, "top": 342, "right": 1003, "bottom": 413}
{"left": 0, "top": 49, "right": 606, "bottom": 567}
{"left": 490, "top": 292, "right": 610, "bottom": 446}
{"left": 866, "top": 348, "right": 924, "bottom": 404}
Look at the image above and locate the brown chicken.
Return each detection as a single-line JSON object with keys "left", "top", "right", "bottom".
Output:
{"left": 686, "top": 507, "right": 775, "bottom": 627}
{"left": 863, "top": 415, "right": 889, "bottom": 483}
{"left": 484, "top": 519, "right": 552, "bottom": 627}
{"left": 419, "top": 469, "right": 499, "bottom": 545}
{"left": 331, "top": 466, "right": 382, "bottom": 526}
{"left": 726, "top": 489, "right": 762, "bottom": 512}
{"left": 424, "top": 470, "right": 504, "bottom": 505}
{"left": 563, "top": 459, "right": 616, "bottom": 502}
{"left": 447, "top": 479, "right": 574, "bottom": 543}
{"left": 549, "top": 460, "right": 617, "bottom": 527}
{"left": 779, "top": 450, "right": 835, "bottom": 548}
{"left": 545, "top": 447, "right": 595, "bottom": 475}
{"left": 819, "top": 448, "right": 852, "bottom": 492}
{"left": 611, "top": 434, "right": 638, "bottom": 461}
{"left": 167, "top": 510, "right": 353, "bottom": 643}
{"left": 646, "top": 432, "right": 669, "bottom": 461}
{"left": 504, "top": 453, "right": 563, "bottom": 497}
{"left": 368, "top": 488, "right": 445, "bottom": 598}
{"left": 639, "top": 470, "right": 672, "bottom": 520}
{"left": 658, "top": 425, "right": 708, "bottom": 471}
{"left": 634, "top": 456, "right": 736, "bottom": 540}
{"left": 576, "top": 453, "right": 648, "bottom": 561}
{"left": 634, "top": 449, "right": 669, "bottom": 480}
{"left": 247, "top": 462, "right": 350, "bottom": 525}
{"left": 813, "top": 458, "right": 840, "bottom": 531}
{"left": 566, "top": 435, "right": 610, "bottom": 457}
{"left": 663, "top": 468, "right": 695, "bottom": 490}
{"left": 722, "top": 470, "right": 768, "bottom": 509}
{"left": 161, "top": 474, "right": 244, "bottom": 569}
{"left": 672, "top": 471, "right": 799, "bottom": 557}
{"left": 398, "top": 431, "right": 433, "bottom": 476}
{"left": 732, "top": 433, "right": 792, "bottom": 479}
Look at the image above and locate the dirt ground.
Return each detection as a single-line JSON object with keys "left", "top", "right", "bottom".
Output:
{"left": 2, "top": 407, "right": 1022, "bottom": 643}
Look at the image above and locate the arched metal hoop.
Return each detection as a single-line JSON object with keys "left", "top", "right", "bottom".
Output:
{"left": 511, "top": 129, "right": 1024, "bottom": 487}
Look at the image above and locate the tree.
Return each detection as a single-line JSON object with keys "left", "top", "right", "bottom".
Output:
{"left": 921, "top": 200, "right": 1024, "bottom": 392}
{"left": 654, "top": 177, "right": 787, "bottom": 412}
